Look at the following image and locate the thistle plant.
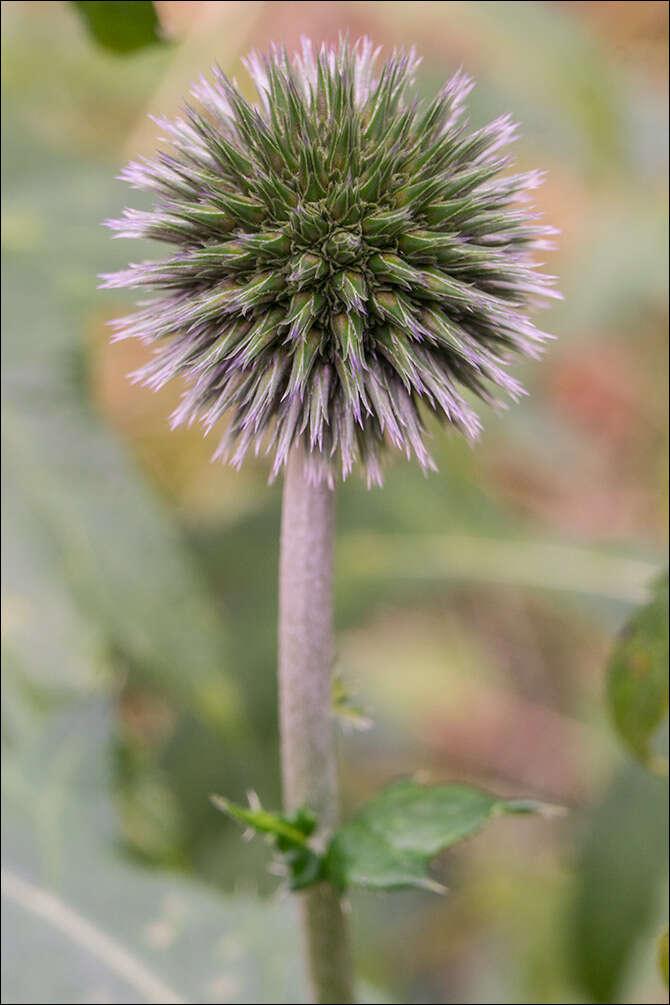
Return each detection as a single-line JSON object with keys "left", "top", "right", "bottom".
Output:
{"left": 104, "top": 37, "right": 557, "bottom": 1005}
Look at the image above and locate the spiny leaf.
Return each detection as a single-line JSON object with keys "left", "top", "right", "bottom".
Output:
{"left": 211, "top": 796, "right": 313, "bottom": 845}
{"left": 212, "top": 796, "right": 322, "bottom": 890}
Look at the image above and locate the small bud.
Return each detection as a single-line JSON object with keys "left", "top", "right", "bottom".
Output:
{"left": 289, "top": 252, "right": 328, "bottom": 288}
{"left": 324, "top": 230, "right": 362, "bottom": 265}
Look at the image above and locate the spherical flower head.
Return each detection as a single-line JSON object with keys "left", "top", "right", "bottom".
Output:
{"left": 103, "top": 37, "right": 559, "bottom": 487}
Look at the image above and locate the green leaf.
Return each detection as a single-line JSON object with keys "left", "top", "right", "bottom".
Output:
{"left": 2, "top": 124, "right": 238, "bottom": 728}
{"left": 212, "top": 796, "right": 315, "bottom": 847}
{"left": 569, "top": 761, "right": 669, "bottom": 1003}
{"left": 212, "top": 796, "right": 323, "bottom": 891}
{"left": 607, "top": 571, "right": 669, "bottom": 770}
{"left": 70, "top": 1, "right": 164, "bottom": 54}
{"left": 659, "top": 928, "right": 669, "bottom": 989}
{"left": 324, "top": 780, "right": 546, "bottom": 892}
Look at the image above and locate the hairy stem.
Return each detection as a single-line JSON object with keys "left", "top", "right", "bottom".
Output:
{"left": 278, "top": 449, "right": 355, "bottom": 1004}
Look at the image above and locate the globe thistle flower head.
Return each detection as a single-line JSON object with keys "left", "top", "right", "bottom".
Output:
{"left": 103, "top": 37, "right": 559, "bottom": 487}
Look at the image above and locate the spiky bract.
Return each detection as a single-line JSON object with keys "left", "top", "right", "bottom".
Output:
{"left": 104, "top": 38, "right": 558, "bottom": 485}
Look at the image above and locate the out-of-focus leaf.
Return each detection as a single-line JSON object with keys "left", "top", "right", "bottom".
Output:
{"left": 570, "top": 762, "right": 669, "bottom": 1003}
{"left": 1, "top": 693, "right": 306, "bottom": 1005}
{"left": 2, "top": 390, "right": 239, "bottom": 726}
{"left": 70, "top": 1, "right": 164, "bottom": 54}
{"left": 324, "top": 780, "right": 545, "bottom": 892}
{"left": 659, "top": 928, "right": 669, "bottom": 988}
{"left": 1, "top": 493, "right": 107, "bottom": 703}
{"left": 2, "top": 688, "right": 387, "bottom": 1003}
{"left": 1, "top": 119, "right": 237, "bottom": 727}
{"left": 607, "top": 571, "right": 669, "bottom": 770}
{"left": 337, "top": 532, "right": 659, "bottom": 606}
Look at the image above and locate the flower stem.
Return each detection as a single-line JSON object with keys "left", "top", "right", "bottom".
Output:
{"left": 278, "top": 448, "right": 355, "bottom": 1004}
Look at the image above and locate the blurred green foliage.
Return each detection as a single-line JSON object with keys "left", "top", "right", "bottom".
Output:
{"left": 569, "top": 761, "right": 669, "bottom": 1004}
{"left": 1, "top": 2, "right": 668, "bottom": 1003}
{"left": 607, "top": 571, "right": 669, "bottom": 770}
{"left": 659, "top": 928, "right": 669, "bottom": 989}
{"left": 576, "top": 571, "right": 669, "bottom": 1004}
{"left": 71, "top": 1, "right": 164, "bottom": 54}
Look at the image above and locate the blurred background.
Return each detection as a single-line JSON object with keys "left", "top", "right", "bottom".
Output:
{"left": 1, "top": 2, "right": 668, "bottom": 1003}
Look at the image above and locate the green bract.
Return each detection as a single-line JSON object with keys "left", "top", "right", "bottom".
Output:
{"left": 104, "top": 37, "right": 558, "bottom": 485}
